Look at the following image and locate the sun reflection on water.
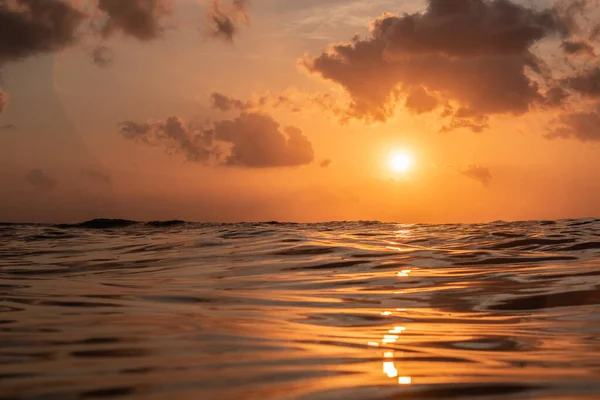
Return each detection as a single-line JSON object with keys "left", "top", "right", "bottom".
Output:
{"left": 370, "top": 305, "right": 412, "bottom": 386}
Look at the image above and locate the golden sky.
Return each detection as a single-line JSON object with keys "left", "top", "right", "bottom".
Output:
{"left": 1, "top": 0, "right": 599, "bottom": 223}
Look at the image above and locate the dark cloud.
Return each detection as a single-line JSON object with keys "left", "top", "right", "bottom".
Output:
{"left": 0, "top": 0, "right": 85, "bottom": 114}
{"left": 545, "top": 104, "right": 600, "bottom": 141}
{"left": 119, "top": 112, "right": 314, "bottom": 168}
{"left": 320, "top": 159, "right": 332, "bottom": 168}
{"left": 405, "top": 86, "right": 438, "bottom": 115}
{"left": 26, "top": 169, "right": 57, "bottom": 190}
{"left": 92, "top": 45, "right": 114, "bottom": 68}
{"left": 208, "top": 0, "right": 250, "bottom": 43}
{"left": 440, "top": 115, "right": 490, "bottom": 133}
{"left": 82, "top": 169, "right": 111, "bottom": 185}
{"left": 561, "top": 40, "right": 595, "bottom": 56}
{"left": 0, "top": 0, "right": 85, "bottom": 64}
{"left": 544, "top": 86, "right": 570, "bottom": 107}
{"left": 210, "top": 92, "right": 252, "bottom": 111}
{"left": 97, "top": 0, "right": 171, "bottom": 41}
{"left": 303, "top": 0, "right": 573, "bottom": 124}
{"left": 119, "top": 116, "right": 214, "bottom": 162}
{"left": 461, "top": 165, "right": 492, "bottom": 186}
{"left": 563, "top": 67, "right": 600, "bottom": 97}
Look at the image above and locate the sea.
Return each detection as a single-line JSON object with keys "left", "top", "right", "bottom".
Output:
{"left": 1, "top": 218, "right": 600, "bottom": 400}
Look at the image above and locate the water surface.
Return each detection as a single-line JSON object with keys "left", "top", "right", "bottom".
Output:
{"left": 1, "top": 219, "right": 600, "bottom": 399}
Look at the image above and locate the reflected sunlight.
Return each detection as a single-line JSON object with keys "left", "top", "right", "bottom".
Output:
{"left": 377, "top": 320, "right": 412, "bottom": 386}
{"left": 383, "top": 361, "right": 399, "bottom": 378}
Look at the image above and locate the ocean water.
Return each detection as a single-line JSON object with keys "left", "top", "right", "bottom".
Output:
{"left": 1, "top": 218, "right": 600, "bottom": 400}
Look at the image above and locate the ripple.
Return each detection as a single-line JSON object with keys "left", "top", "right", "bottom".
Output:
{"left": 453, "top": 255, "right": 578, "bottom": 265}
{"left": 489, "top": 289, "right": 600, "bottom": 310}
{"left": 289, "top": 260, "right": 371, "bottom": 270}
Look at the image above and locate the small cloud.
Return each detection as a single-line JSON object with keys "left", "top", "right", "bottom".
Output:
{"left": 0, "top": 124, "right": 16, "bottom": 131}
{"left": 97, "top": 0, "right": 172, "bottom": 41}
{"left": 26, "top": 169, "right": 57, "bottom": 191}
{"left": 461, "top": 165, "right": 492, "bottom": 187}
{"left": 440, "top": 113, "right": 490, "bottom": 133}
{"left": 207, "top": 0, "right": 251, "bottom": 43}
{"left": 92, "top": 45, "right": 114, "bottom": 68}
{"left": 82, "top": 169, "right": 111, "bottom": 185}
{"left": 209, "top": 90, "right": 344, "bottom": 118}
{"left": 320, "top": 159, "right": 332, "bottom": 168}
{"left": 210, "top": 92, "right": 251, "bottom": 111}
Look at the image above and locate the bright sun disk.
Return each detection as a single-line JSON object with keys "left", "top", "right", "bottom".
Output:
{"left": 390, "top": 153, "right": 413, "bottom": 173}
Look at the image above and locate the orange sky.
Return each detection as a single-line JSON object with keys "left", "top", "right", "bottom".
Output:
{"left": 0, "top": 0, "right": 599, "bottom": 223}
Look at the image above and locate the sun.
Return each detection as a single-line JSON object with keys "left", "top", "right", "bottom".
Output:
{"left": 389, "top": 153, "right": 413, "bottom": 173}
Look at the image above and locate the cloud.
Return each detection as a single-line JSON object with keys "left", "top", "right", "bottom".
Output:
{"left": 118, "top": 112, "right": 314, "bottom": 168}
{"left": 209, "top": 91, "right": 344, "bottom": 117}
{"left": 545, "top": 103, "right": 600, "bottom": 141}
{"left": 461, "top": 165, "right": 492, "bottom": 186}
{"left": 119, "top": 116, "right": 214, "bottom": 162}
{"left": 26, "top": 169, "right": 57, "bottom": 191}
{"left": 563, "top": 67, "right": 600, "bottom": 97}
{"left": 0, "top": 0, "right": 85, "bottom": 114}
{"left": 440, "top": 114, "right": 490, "bottom": 133}
{"left": 320, "top": 159, "right": 332, "bottom": 168}
{"left": 208, "top": 0, "right": 250, "bottom": 43}
{"left": 561, "top": 40, "right": 596, "bottom": 56}
{"left": 303, "top": 0, "right": 573, "bottom": 124}
{"left": 92, "top": 45, "right": 114, "bottom": 67}
{"left": 214, "top": 113, "right": 314, "bottom": 167}
{"left": 0, "top": 0, "right": 85, "bottom": 64}
{"left": 82, "top": 169, "right": 111, "bottom": 185}
{"left": 210, "top": 92, "right": 253, "bottom": 111}
{"left": 97, "top": 0, "right": 172, "bottom": 41}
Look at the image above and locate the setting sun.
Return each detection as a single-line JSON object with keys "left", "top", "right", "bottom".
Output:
{"left": 389, "top": 153, "right": 413, "bottom": 173}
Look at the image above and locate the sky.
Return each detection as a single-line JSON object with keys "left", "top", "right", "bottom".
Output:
{"left": 1, "top": 0, "right": 600, "bottom": 224}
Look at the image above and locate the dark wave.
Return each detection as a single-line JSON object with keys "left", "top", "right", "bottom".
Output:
{"left": 56, "top": 219, "right": 139, "bottom": 229}
{"left": 145, "top": 220, "right": 187, "bottom": 228}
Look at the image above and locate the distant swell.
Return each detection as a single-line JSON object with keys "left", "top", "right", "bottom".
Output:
{"left": 56, "top": 219, "right": 139, "bottom": 229}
